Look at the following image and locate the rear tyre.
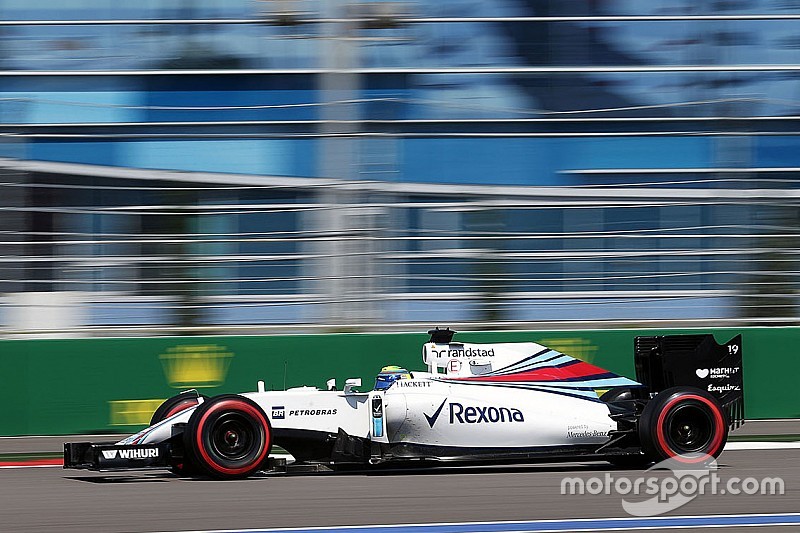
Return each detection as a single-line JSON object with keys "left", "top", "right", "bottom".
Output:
{"left": 639, "top": 386, "right": 728, "bottom": 464}
{"left": 600, "top": 387, "right": 633, "bottom": 403}
{"left": 150, "top": 392, "right": 207, "bottom": 476}
{"left": 184, "top": 395, "right": 272, "bottom": 480}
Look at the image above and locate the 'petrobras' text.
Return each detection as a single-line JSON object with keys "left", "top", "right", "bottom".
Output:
{"left": 289, "top": 409, "right": 338, "bottom": 416}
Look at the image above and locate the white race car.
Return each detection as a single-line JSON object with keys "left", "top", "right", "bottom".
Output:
{"left": 65, "top": 328, "right": 744, "bottom": 479}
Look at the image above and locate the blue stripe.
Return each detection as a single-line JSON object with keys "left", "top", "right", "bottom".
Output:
{"left": 526, "top": 376, "right": 642, "bottom": 387}
{"left": 439, "top": 380, "right": 604, "bottom": 401}
{"left": 478, "top": 351, "right": 641, "bottom": 388}
{"left": 442, "top": 376, "right": 639, "bottom": 390}
{"left": 487, "top": 348, "right": 554, "bottom": 375}
{"left": 194, "top": 513, "right": 800, "bottom": 533}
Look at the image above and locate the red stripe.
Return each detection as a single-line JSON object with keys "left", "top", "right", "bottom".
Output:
{"left": 454, "top": 361, "right": 613, "bottom": 383}
{"left": 0, "top": 458, "right": 63, "bottom": 467}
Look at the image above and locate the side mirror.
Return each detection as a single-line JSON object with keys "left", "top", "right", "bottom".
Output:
{"left": 344, "top": 378, "right": 362, "bottom": 394}
{"left": 326, "top": 378, "right": 337, "bottom": 391}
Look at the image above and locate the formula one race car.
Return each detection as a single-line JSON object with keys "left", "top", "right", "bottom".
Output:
{"left": 64, "top": 328, "right": 744, "bottom": 479}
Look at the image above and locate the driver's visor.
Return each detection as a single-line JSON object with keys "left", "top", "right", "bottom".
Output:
{"left": 374, "top": 374, "right": 398, "bottom": 390}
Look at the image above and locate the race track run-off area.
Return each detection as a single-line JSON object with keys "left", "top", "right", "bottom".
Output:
{"left": 1, "top": 446, "right": 799, "bottom": 533}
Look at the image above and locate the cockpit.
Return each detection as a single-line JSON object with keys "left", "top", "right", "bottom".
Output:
{"left": 374, "top": 365, "right": 411, "bottom": 390}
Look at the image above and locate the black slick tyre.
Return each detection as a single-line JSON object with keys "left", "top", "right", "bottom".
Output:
{"left": 184, "top": 394, "right": 272, "bottom": 480}
{"left": 638, "top": 386, "right": 728, "bottom": 464}
{"left": 600, "top": 387, "right": 633, "bottom": 403}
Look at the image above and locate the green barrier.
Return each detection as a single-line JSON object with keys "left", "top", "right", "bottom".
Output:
{"left": 0, "top": 327, "right": 797, "bottom": 436}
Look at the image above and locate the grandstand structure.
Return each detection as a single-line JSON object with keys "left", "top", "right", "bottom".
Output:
{"left": 1, "top": 0, "right": 799, "bottom": 335}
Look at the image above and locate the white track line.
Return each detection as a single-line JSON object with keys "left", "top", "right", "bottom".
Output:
{"left": 0, "top": 464, "right": 62, "bottom": 469}
{"left": 143, "top": 512, "right": 800, "bottom": 533}
{"left": 0, "top": 434, "right": 124, "bottom": 439}
{"left": 725, "top": 441, "right": 800, "bottom": 450}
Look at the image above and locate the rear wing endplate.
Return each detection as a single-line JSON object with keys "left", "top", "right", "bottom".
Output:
{"left": 634, "top": 334, "right": 744, "bottom": 429}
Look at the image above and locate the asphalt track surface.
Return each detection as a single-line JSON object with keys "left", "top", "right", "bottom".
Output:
{"left": 1, "top": 446, "right": 798, "bottom": 533}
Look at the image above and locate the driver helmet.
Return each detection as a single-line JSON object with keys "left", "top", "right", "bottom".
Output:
{"left": 374, "top": 365, "right": 411, "bottom": 391}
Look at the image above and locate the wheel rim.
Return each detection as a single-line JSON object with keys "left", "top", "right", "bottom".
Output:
{"left": 194, "top": 399, "right": 271, "bottom": 476}
{"left": 209, "top": 413, "right": 258, "bottom": 462}
{"left": 664, "top": 402, "right": 715, "bottom": 453}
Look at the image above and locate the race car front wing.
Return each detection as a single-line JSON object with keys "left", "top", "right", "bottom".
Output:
{"left": 64, "top": 441, "right": 173, "bottom": 471}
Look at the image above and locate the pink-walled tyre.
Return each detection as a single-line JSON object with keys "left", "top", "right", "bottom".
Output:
{"left": 150, "top": 391, "right": 206, "bottom": 426}
{"left": 150, "top": 392, "right": 207, "bottom": 476}
{"left": 639, "top": 386, "right": 728, "bottom": 464}
{"left": 184, "top": 395, "right": 272, "bottom": 480}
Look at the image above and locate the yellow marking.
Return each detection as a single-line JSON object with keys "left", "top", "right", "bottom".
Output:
{"left": 108, "top": 399, "right": 165, "bottom": 426}
{"left": 538, "top": 337, "right": 599, "bottom": 363}
{"left": 159, "top": 344, "right": 234, "bottom": 388}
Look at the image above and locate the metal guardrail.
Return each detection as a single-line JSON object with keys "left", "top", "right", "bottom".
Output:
{"left": 1, "top": 160, "right": 796, "bottom": 336}
{"left": 0, "top": 7, "right": 797, "bottom": 336}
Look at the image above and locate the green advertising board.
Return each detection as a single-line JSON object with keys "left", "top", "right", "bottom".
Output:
{"left": 0, "top": 327, "right": 797, "bottom": 436}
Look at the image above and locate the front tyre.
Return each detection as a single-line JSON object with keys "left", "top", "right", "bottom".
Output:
{"left": 150, "top": 392, "right": 207, "bottom": 476}
{"left": 639, "top": 386, "right": 728, "bottom": 464}
{"left": 150, "top": 391, "right": 206, "bottom": 426}
{"left": 185, "top": 395, "right": 272, "bottom": 480}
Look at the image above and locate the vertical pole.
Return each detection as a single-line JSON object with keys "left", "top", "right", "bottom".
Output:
{"left": 316, "top": 0, "right": 362, "bottom": 326}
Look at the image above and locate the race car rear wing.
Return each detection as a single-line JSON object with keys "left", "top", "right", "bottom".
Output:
{"left": 634, "top": 334, "right": 744, "bottom": 429}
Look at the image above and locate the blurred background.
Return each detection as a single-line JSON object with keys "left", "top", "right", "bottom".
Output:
{"left": 2, "top": 0, "right": 800, "bottom": 337}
